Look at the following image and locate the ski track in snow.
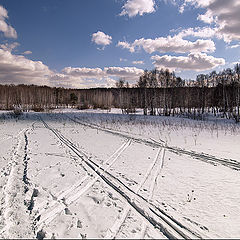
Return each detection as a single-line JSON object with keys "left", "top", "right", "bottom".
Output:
{"left": 39, "top": 117, "right": 206, "bottom": 239}
{"left": 69, "top": 115, "right": 240, "bottom": 171}
{"left": 104, "top": 147, "right": 164, "bottom": 239}
{"left": 36, "top": 120, "right": 132, "bottom": 231}
{"left": 135, "top": 147, "right": 166, "bottom": 239}
{"left": 36, "top": 140, "right": 129, "bottom": 210}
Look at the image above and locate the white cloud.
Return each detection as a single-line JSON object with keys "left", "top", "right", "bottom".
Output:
{"left": 105, "top": 77, "right": 118, "bottom": 88}
{"left": 0, "top": 5, "right": 17, "bottom": 38}
{"left": 118, "top": 36, "right": 215, "bottom": 54}
{"left": 50, "top": 73, "right": 119, "bottom": 89}
{"left": 180, "top": 0, "right": 212, "bottom": 10}
{"left": 104, "top": 66, "right": 143, "bottom": 80}
{"left": 22, "top": 50, "right": 32, "bottom": 55}
{"left": 180, "top": 0, "right": 240, "bottom": 43}
{"left": 179, "top": 4, "right": 185, "bottom": 14}
{"left": 62, "top": 67, "right": 104, "bottom": 77}
{"left": 176, "top": 27, "right": 217, "bottom": 39}
{"left": 49, "top": 73, "right": 90, "bottom": 88}
{"left": 117, "top": 41, "right": 135, "bottom": 53}
{"left": 0, "top": 47, "right": 143, "bottom": 88}
{"left": 50, "top": 66, "right": 144, "bottom": 88}
{"left": 207, "top": 0, "right": 240, "bottom": 42}
{"left": 134, "top": 36, "right": 215, "bottom": 53}
{"left": 62, "top": 66, "right": 143, "bottom": 79}
{"left": 120, "top": 0, "right": 155, "bottom": 17}
{"left": 0, "top": 42, "right": 19, "bottom": 52}
{"left": 226, "top": 44, "right": 240, "bottom": 49}
{"left": 197, "top": 10, "right": 214, "bottom": 24}
{"left": 152, "top": 52, "right": 225, "bottom": 71}
{"left": 91, "top": 31, "right": 112, "bottom": 49}
{"left": 132, "top": 60, "right": 144, "bottom": 65}
{"left": 0, "top": 48, "right": 51, "bottom": 85}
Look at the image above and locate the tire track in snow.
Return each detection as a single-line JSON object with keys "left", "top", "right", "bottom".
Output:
{"left": 36, "top": 120, "right": 131, "bottom": 228}
{"left": 40, "top": 118, "right": 204, "bottom": 239}
{"left": 68, "top": 115, "right": 240, "bottom": 171}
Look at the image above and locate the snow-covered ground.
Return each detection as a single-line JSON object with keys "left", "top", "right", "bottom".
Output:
{"left": 0, "top": 109, "right": 239, "bottom": 239}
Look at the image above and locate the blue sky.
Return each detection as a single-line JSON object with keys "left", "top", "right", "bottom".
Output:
{"left": 0, "top": 0, "right": 240, "bottom": 88}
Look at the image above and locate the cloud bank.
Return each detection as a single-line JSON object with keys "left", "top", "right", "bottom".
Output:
{"left": 0, "top": 48, "right": 50, "bottom": 85}
{"left": 152, "top": 52, "right": 225, "bottom": 71}
{"left": 117, "top": 36, "right": 215, "bottom": 54}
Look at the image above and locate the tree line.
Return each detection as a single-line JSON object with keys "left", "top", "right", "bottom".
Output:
{"left": 0, "top": 64, "right": 239, "bottom": 122}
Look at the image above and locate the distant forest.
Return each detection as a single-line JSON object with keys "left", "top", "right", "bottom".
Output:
{"left": 0, "top": 64, "right": 240, "bottom": 122}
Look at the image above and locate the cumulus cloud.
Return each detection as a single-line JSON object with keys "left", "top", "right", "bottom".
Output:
{"left": 206, "top": 0, "right": 240, "bottom": 42}
{"left": 104, "top": 67, "right": 143, "bottom": 80}
{"left": 0, "top": 5, "right": 17, "bottom": 38}
{"left": 0, "top": 48, "right": 51, "bottom": 85}
{"left": 117, "top": 36, "right": 215, "bottom": 54}
{"left": 91, "top": 31, "right": 112, "bottom": 49}
{"left": 120, "top": 0, "right": 155, "bottom": 17}
{"left": 0, "top": 42, "right": 19, "bottom": 52}
{"left": 151, "top": 52, "right": 225, "bottom": 71}
{"left": 117, "top": 41, "right": 135, "bottom": 53}
{"left": 61, "top": 66, "right": 143, "bottom": 80}
{"left": 180, "top": 0, "right": 240, "bottom": 43}
{"left": 50, "top": 66, "right": 144, "bottom": 88}
{"left": 62, "top": 67, "right": 104, "bottom": 77}
{"left": 50, "top": 73, "right": 119, "bottom": 89}
{"left": 177, "top": 27, "right": 217, "bottom": 39}
{"left": 197, "top": 10, "right": 214, "bottom": 24}
{"left": 134, "top": 36, "right": 215, "bottom": 53}
{"left": 180, "top": 0, "right": 212, "bottom": 10}
{"left": 49, "top": 73, "right": 88, "bottom": 88}
{"left": 0, "top": 46, "right": 143, "bottom": 88}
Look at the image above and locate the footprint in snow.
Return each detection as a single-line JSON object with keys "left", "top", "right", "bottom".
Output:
{"left": 77, "top": 219, "right": 82, "bottom": 228}
{"left": 65, "top": 207, "right": 72, "bottom": 215}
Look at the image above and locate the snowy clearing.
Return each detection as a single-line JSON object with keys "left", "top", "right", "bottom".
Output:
{"left": 0, "top": 110, "right": 239, "bottom": 239}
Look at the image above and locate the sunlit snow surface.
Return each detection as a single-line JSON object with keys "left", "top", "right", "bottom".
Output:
{"left": 0, "top": 109, "right": 239, "bottom": 239}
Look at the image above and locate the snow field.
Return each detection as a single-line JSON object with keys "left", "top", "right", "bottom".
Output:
{"left": 0, "top": 110, "right": 239, "bottom": 239}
